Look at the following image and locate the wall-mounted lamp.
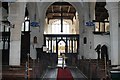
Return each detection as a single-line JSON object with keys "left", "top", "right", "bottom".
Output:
{"left": 9, "top": 24, "right": 15, "bottom": 28}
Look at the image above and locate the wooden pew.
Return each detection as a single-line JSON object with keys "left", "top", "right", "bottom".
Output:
{"left": 77, "top": 59, "right": 109, "bottom": 80}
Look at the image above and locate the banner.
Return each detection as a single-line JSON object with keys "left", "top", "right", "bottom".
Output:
{"left": 30, "top": 22, "right": 40, "bottom": 27}
{"left": 85, "top": 21, "right": 95, "bottom": 26}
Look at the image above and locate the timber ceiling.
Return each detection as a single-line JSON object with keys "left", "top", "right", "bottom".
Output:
{"left": 46, "top": 2, "right": 109, "bottom": 21}
{"left": 46, "top": 2, "right": 76, "bottom": 21}
{"left": 2, "top": 2, "right": 109, "bottom": 21}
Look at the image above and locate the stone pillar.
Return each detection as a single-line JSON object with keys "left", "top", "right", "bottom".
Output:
{"left": 29, "top": 19, "right": 39, "bottom": 60}
{"left": 83, "top": 2, "right": 89, "bottom": 59}
{"left": 78, "top": 12, "right": 84, "bottom": 59}
{"left": 8, "top": 2, "right": 26, "bottom": 66}
{"left": 83, "top": 2, "right": 95, "bottom": 59}
{"left": 39, "top": 17, "right": 45, "bottom": 47}
{"left": 27, "top": 3, "right": 39, "bottom": 59}
{"left": 106, "top": 2, "right": 119, "bottom": 65}
{"left": 36, "top": 2, "right": 47, "bottom": 48}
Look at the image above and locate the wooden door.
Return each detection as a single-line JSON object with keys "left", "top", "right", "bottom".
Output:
{"left": 21, "top": 31, "right": 30, "bottom": 63}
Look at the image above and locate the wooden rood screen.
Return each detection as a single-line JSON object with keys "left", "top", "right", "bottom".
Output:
{"left": 44, "top": 34, "right": 79, "bottom": 66}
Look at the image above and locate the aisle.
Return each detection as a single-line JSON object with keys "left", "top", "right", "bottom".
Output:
{"left": 42, "top": 68, "right": 58, "bottom": 80}
{"left": 42, "top": 67, "right": 88, "bottom": 80}
{"left": 57, "top": 68, "right": 74, "bottom": 80}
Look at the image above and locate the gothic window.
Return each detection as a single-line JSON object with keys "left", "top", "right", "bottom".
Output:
{"left": 52, "top": 20, "right": 70, "bottom": 34}
{"left": 84, "top": 37, "right": 87, "bottom": 44}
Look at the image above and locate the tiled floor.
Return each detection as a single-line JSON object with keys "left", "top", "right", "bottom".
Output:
{"left": 42, "top": 68, "right": 58, "bottom": 80}
{"left": 42, "top": 67, "right": 88, "bottom": 80}
{"left": 70, "top": 67, "right": 88, "bottom": 80}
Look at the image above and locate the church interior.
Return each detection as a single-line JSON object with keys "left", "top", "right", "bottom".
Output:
{"left": 0, "top": 0, "right": 120, "bottom": 80}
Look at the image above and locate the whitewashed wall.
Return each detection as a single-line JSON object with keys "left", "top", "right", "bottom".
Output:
{"left": 94, "top": 35, "right": 110, "bottom": 59}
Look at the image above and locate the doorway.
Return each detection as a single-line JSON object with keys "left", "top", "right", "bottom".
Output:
{"left": 58, "top": 40, "right": 65, "bottom": 56}
{"left": 57, "top": 40, "right": 66, "bottom": 67}
{"left": 21, "top": 17, "right": 30, "bottom": 63}
{"left": 101, "top": 45, "right": 109, "bottom": 61}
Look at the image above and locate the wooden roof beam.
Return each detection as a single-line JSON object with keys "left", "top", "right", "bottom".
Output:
{"left": 47, "top": 13, "right": 75, "bottom": 16}
{"left": 46, "top": 12, "right": 75, "bottom": 15}
{"left": 67, "top": 6, "right": 71, "bottom": 13}
{"left": 48, "top": 16, "right": 73, "bottom": 19}
{"left": 52, "top": 6, "right": 54, "bottom": 12}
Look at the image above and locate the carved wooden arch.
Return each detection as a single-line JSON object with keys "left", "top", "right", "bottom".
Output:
{"left": 57, "top": 39, "right": 66, "bottom": 44}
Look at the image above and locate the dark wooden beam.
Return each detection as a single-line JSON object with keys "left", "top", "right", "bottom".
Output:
{"left": 93, "top": 20, "right": 109, "bottom": 22}
{"left": 52, "top": 2, "right": 72, "bottom": 6}
{"left": 67, "top": 6, "right": 71, "bottom": 13}
{"left": 48, "top": 17, "right": 73, "bottom": 20}
{"left": 47, "top": 13, "right": 75, "bottom": 17}
{"left": 49, "top": 16, "right": 73, "bottom": 19}
{"left": 46, "top": 12, "right": 75, "bottom": 15}
{"left": 52, "top": 6, "right": 54, "bottom": 12}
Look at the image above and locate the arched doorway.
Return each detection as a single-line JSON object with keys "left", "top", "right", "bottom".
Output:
{"left": 57, "top": 40, "right": 66, "bottom": 67}
{"left": 101, "top": 45, "right": 109, "bottom": 61}
{"left": 57, "top": 40, "right": 66, "bottom": 56}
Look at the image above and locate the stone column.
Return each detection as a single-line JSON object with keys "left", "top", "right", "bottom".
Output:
{"left": 83, "top": 2, "right": 89, "bottom": 59}
{"left": 39, "top": 17, "right": 45, "bottom": 47}
{"left": 27, "top": 3, "right": 39, "bottom": 59}
{"left": 78, "top": 12, "right": 84, "bottom": 59}
{"left": 8, "top": 2, "right": 26, "bottom": 66}
{"left": 106, "top": 2, "right": 119, "bottom": 65}
{"left": 83, "top": 2, "right": 95, "bottom": 59}
{"left": 36, "top": 2, "right": 48, "bottom": 48}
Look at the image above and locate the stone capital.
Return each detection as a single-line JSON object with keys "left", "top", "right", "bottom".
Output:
{"left": 8, "top": 2, "right": 26, "bottom": 24}
{"left": 8, "top": 15, "right": 24, "bottom": 25}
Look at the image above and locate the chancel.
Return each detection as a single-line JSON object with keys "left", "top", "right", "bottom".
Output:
{"left": 0, "top": 0, "right": 120, "bottom": 80}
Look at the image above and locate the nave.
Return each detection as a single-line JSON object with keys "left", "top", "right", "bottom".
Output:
{"left": 1, "top": 1, "right": 120, "bottom": 80}
{"left": 42, "top": 67, "right": 87, "bottom": 80}
{"left": 2, "top": 57, "right": 115, "bottom": 80}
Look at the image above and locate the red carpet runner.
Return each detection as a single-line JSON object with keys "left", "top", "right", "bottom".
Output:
{"left": 57, "top": 68, "right": 74, "bottom": 80}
